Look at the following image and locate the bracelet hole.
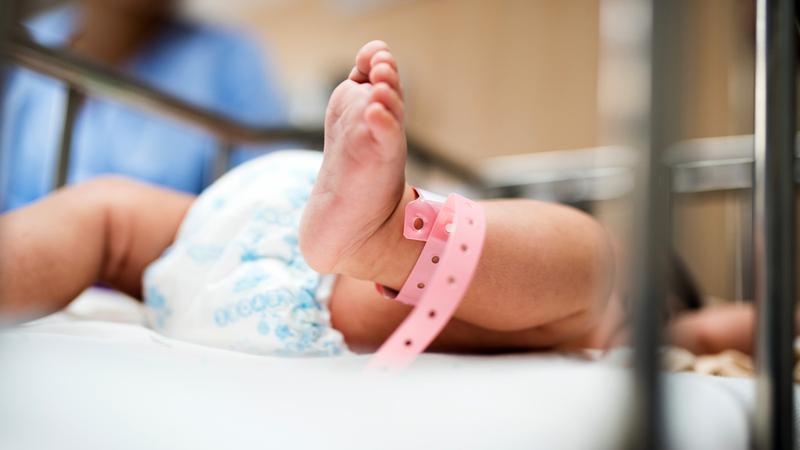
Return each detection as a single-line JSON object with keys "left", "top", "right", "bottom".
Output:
{"left": 445, "top": 223, "right": 454, "bottom": 234}
{"left": 412, "top": 217, "right": 424, "bottom": 231}
{"left": 417, "top": 282, "right": 425, "bottom": 289}
{"left": 460, "top": 243, "right": 468, "bottom": 252}
{"left": 404, "top": 339, "right": 413, "bottom": 347}
{"left": 428, "top": 310, "right": 436, "bottom": 318}
{"left": 468, "top": 218, "right": 474, "bottom": 226}
{"left": 447, "top": 275, "right": 456, "bottom": 285}
{"left": 431, "top": 256, "right": 440, "bottom": 264}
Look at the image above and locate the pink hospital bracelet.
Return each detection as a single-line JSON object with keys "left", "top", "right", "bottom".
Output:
{"left": 367, "top": 188, "right": 487, "bottom": 371}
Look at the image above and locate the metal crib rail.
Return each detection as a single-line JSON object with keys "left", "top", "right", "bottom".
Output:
{"left": 0, "top": 34, "right": 481, "bottom": 187}
{"left": 625, "top": 1, "right": 687, "bottom": 448}
{"left": 752, "top": 0, "right": 797, "bottom": 448}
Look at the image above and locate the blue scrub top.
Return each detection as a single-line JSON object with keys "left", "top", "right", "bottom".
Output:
{"left": 1, "top": 7, "right": 289, "bottom": 211}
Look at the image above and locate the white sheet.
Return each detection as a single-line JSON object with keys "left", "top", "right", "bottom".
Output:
{"left": 0, "top": 289, "right": 764, "bottom": 449}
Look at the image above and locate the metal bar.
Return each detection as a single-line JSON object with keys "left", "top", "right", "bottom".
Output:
{"left": 477, "top": 135, "right": 800, "bottom": 203}
{"left": 738, "top": 192, "right": 755, "bottom": 301}
{"left": 627, "top": 1, "right": 686, "bottom": 448}
{"left": 752, "top": 0, "right": 796, "bottom": 447}
{"left": 668, "top": 134, "right": 800, "bottom": 194}
{"left": 54, "top": 86, "right": 83, "bottom": 189}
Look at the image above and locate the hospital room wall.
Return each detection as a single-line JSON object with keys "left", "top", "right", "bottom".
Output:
{"left": 243, "top": 0, "right": 755, "bottom": 153}
{"left": 243, "top": 0, "right": 602, "bottom": 163}
{"left": 236, "top": 0, "right": 762, "bottom": 301}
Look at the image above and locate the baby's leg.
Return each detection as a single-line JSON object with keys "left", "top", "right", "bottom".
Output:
{"left": 329, "top": 276, "right": 609, "bottom": 353}
{"left": 0, "top": 177, "right": 193, "bottom": 322}
{"left": 301, "top": 42, "right": 615, "bottom": 351}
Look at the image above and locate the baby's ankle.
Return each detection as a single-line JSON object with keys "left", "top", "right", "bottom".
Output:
{"left": 334, "top": 184, "right": 423, "bottom": 288}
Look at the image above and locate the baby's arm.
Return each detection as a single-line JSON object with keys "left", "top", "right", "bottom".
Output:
{"left": 0, "top": 177, "right": 193, "bottom": 322}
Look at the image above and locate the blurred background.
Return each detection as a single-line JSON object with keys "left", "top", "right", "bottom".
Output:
{"left": 1, "top": 0, "right": 788, "bottom": 304}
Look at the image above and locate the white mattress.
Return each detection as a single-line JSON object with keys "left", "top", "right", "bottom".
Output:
{"left": 0, "top": 289, "right": 773, "bottom": 450}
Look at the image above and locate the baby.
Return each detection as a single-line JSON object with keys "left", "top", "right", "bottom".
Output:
{"left": 0, "top": 41, "right": 616, "bottom": 356}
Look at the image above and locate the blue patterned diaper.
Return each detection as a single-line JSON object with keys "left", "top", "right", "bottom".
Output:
{"left": 143, "top": 150, "right": 348, "bottom": 356}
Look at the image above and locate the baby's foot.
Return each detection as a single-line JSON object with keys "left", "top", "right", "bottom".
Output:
{"left": 300, "top": 41, "right": 412, "bottom": 279}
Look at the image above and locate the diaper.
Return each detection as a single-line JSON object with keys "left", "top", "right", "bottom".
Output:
{"left": 143, "top": 150, "right": 349, "bottom": 357}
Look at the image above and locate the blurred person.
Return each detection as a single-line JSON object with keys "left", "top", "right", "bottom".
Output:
{"left": 0, "top": 42, "right": 615, "bottom": 356}
{"left": 0, "top": 0, "right": 287, "bottom": 211}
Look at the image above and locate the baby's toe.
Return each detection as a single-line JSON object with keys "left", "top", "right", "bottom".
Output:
{"left": 348, "top": 66, "right": 363, "bottom": 82}
{"left": 365, "top": 102, "right": 401, "bottom": 146}
{"left": 370, "top": 82, "right": 404, "bottom": 122}
{"left": 351, "top": 40, "right": 391, "bottom": 83}
{"left": 370, "top": 50, "right": 397, "bottom": 71}
{"left": 369, "top": 62, "right": 402, "bottom": 96}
